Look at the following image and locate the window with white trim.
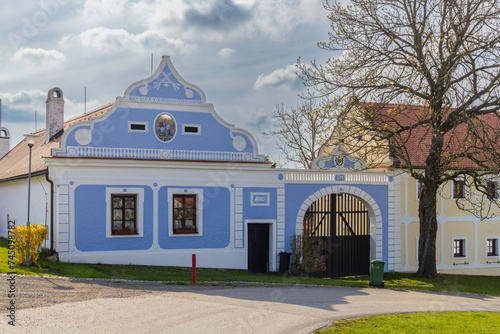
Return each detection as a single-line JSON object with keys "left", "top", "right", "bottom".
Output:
{"left": 168, "top": 188, "right": 203, "bottom": 237}
{"left": 173, "top": 194, "right": 197, "bottom": 234}
{"left": 486, "top": 238, "right": 499, "bottom": 257}
{"left": 111, "top": 194, "right": 137, "bottom": 234}
{"left": 452, "top": 238, "right": 466, "bottom": 258}
{"left": 452, "top": 180, "right": 466, "bottom": 199}
{"left": 106, "top": 187, "right": 144, "bottom": 238}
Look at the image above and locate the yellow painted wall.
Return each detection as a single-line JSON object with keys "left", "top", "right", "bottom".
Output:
{"left": 478, "top": 221, "right": 500, "bottom": 264}
{"left": 443, "top": 221, "right": 475, "bottom": 266}
{"left": 407, "top": 221, "right": 441, "bottom": 267}
{"left": 407, "top": 179, "right": 419, "bottom": 218}
{"left": 406, "top": 177, "right": 441, "bottom": 218}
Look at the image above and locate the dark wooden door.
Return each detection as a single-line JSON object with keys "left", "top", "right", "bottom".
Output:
{"left": 248, "top": 223, "right": 270, "bottom": 273}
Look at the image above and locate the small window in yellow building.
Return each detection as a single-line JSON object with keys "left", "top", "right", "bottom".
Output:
{"left": 453, "top": 239, "right": 466, "bottom": 258}
{"left": 452, "top": 180, "right": 465, "bottom": 199}
{"left": 486, "top": 182, "right": 498, "bottom": 200}
{"left": 487, "top": 239, "right": 498, "bottom": 257}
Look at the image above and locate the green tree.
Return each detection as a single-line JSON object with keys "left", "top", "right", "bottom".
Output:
{"left": 299, "top": 0, "right": 500, "bottom": 278}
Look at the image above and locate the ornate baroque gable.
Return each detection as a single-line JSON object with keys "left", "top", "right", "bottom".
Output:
{"left": 52, "top": 57, "right": 264, "bottom": 163}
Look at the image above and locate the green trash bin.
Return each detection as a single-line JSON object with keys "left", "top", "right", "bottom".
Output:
{"left": 370, "top": 260, "right": 385, "bottom": 288}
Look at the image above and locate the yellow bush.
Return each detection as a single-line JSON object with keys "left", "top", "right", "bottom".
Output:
{"left": 12, "top": 225, "right": 48, "bottom": 263}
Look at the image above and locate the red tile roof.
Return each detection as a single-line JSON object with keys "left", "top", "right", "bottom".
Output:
{"left": 0, "top": 104, "right": 112, "bottom": 181}
{"left": 360, "top": 102, "right": 500, "bottom": 170}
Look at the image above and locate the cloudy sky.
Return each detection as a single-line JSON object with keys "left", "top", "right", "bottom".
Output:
{"left": 0, "top": 0, "right": 334, "bottom": 162}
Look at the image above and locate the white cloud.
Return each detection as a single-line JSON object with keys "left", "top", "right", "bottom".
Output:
{"left": 81, "top": 0, "right": 325, "bottom": 41}
{"left": 61, "top": 28, "right": 196, "bottom": 55}
{"left": 253, "top": 64, "right": 299, "bottom": 90}
{"left": 217, "top": 47, "right": 236, "bottom": 59}
{"left": 11, "top": 48, "right": 66, "bottom": 66}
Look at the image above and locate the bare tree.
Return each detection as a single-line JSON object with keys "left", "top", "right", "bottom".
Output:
{"left": 262, "top": 101, "right": 335, "bottom": 169}
{"left": 299, "top": 0, "right": 500, "bottom": 278}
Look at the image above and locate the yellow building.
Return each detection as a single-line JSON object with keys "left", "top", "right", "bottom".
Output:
{"left": 322, "top": 102, "right": 500, "bottom": 275}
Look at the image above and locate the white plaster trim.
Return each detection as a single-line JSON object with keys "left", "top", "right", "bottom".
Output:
{"left": 167, "top": 188, "right": 203, "bottom": 237}
{"left": 245, "top": 219, "right": 277, "bottom": 272}
{"left": 105, "top": 187, "right": 144, "bottom": 238}
{"left": 250, "top": 192, "right": 270, "bottom": 206}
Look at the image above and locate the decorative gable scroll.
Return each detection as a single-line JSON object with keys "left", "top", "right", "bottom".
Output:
{"left": 312, "top": 145, "right": 367, "bottom": 170}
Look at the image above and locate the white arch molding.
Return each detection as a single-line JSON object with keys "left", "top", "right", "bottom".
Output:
{"left": 295, "top": 185, "right": 384, "bottom": 262}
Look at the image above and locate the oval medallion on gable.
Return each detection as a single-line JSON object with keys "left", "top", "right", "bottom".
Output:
{"left": 155, "top": 113, "right": 176, "bottom": 142}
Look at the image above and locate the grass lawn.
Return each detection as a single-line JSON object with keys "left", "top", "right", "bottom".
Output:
{"left": 1, "top": 237, "right": 499, "bottom": 295}
{"left": 316, "top": 312, "right": 500, "bottom": 333}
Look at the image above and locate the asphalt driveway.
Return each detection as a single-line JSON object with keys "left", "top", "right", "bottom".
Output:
{"left": 2, "top": 276, "right": 499, "bottom": 333}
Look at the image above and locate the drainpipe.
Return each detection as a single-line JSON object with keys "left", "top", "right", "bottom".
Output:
{"left": 45, "top": 170, "right": 55, "bottom": 252}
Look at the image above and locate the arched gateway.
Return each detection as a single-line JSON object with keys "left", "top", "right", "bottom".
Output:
{"left": 296, "top": 186, "right": 383, "bottom": 277}
{"left": 292, "top": 147, "right": 385, "bottom": 277}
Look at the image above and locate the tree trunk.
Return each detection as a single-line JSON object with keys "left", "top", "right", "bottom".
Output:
{"left": 416, "top": 183, "right": 439, "bottom": 278}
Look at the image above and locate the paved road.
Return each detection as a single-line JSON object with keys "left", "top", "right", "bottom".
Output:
{"left": 2, "top": 279, "right": 500, "bottom": 333}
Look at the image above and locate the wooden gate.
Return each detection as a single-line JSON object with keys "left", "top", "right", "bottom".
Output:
{"left": 303, "top": 193, "right": 370, "bottom": 277}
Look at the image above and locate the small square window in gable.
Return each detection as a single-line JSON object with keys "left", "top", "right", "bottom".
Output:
{"left": 128, "top": 121, "right": 149, "bottom": 133}
{"left": 182, "top": 124, "right": 201, "bottom": 135}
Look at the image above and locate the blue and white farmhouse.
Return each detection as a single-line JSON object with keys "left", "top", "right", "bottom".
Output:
{"left": 1, "top": 57, "right": 403, "bottom": 274}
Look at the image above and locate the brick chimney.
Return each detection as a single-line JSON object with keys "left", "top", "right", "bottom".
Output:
{"left": 45, "top": 87, "right": 64, "bottom": 143}
{"left": 0, "top": 99, "right": 11, "bottom": 159}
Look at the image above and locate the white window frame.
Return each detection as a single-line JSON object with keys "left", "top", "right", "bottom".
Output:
{"left": 106, "top": 187, "right": 144, "bottom": 238}
{"left": 128, "top": 121, "right": 149, "bottom": 133}
{"left": 452, "top": 179, "right": 467, "bottom": 200}
{"left": 485, "top": 236, "right": 500, "bottom": 258}
{"left": 452, "top": 237, "right": 467, "bottom": 259}
{"left": 168, "top": 188, "right": 203, "bottom": 237}
{"left": 415, "top": 180, "right": 423, "bottom": 200}
{"left": 182, "top": 124, "right": 201, "bottom": 136}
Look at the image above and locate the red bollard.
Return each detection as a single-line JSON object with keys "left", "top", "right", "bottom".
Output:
{"left": 192, "top": 254, "right": 197, "bottom": 284}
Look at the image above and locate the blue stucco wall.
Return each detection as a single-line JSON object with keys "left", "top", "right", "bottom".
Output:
{"left": 158, "top": 186, "right": 231, "bottom": 249}
{"left": 74, "top": 185, "right": 154, "bottom": 251}
{"left": 243, "top": 187, "right": 277, "bottom": 220}
{"left": 64, "top": 107, "right": 255, "bottom": 155}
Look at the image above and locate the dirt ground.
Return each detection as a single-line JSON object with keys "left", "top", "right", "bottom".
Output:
{"left": 1, "top": 273, "right": 231, "bottom": 310}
